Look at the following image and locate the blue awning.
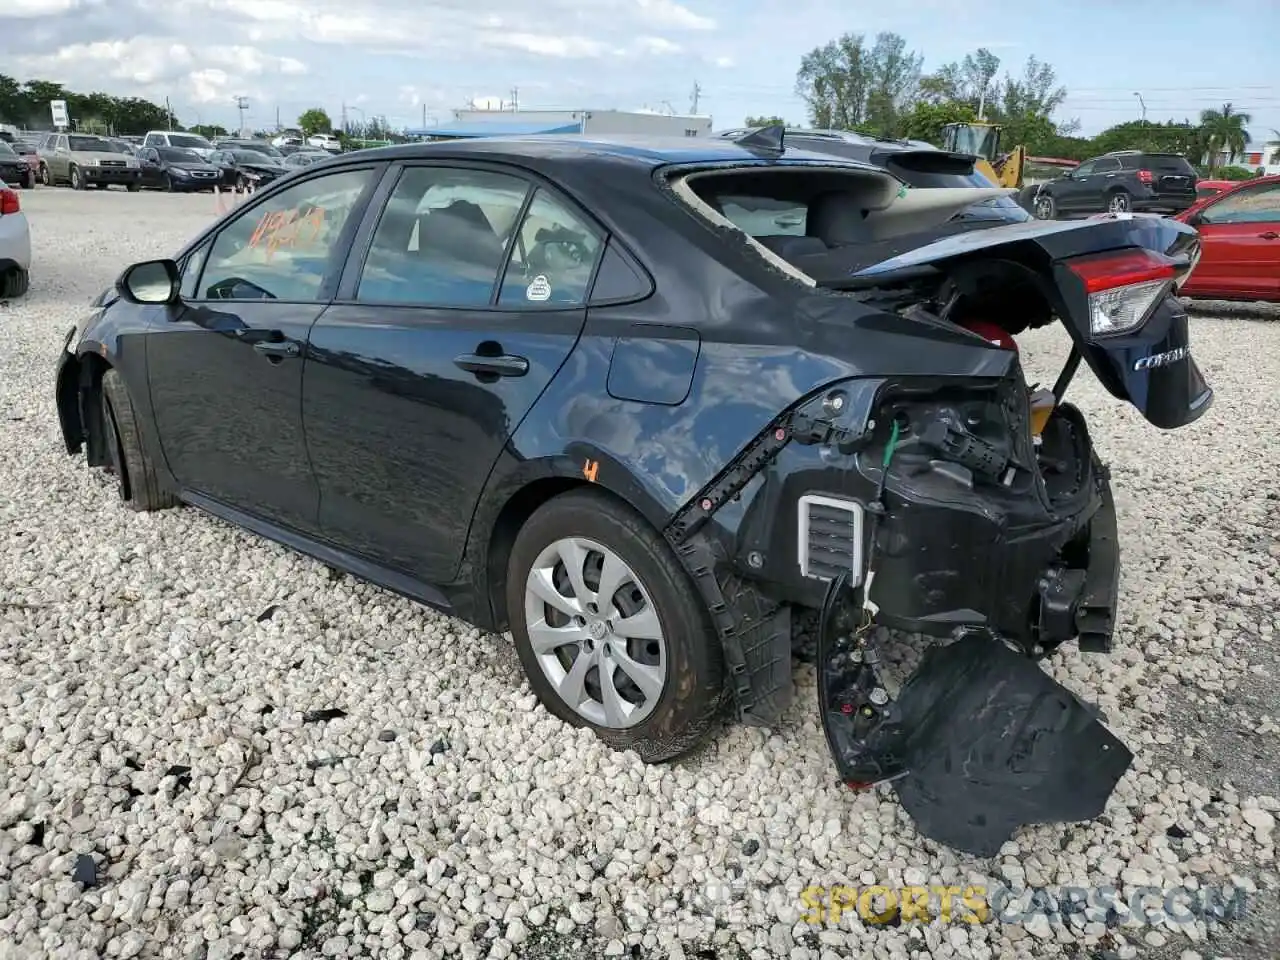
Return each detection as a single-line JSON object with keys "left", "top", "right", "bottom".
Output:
{"left": 404, "top": 121, "right": 583, "bottom": 139}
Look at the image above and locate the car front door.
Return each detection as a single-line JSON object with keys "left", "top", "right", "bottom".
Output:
{"left": 303, "top": 162, "right": 603, "bottom": 583}
{"left": 49, "top": 135, "right": 70, "bottom": 180}
{"left": 1185, "top": 181, "right": 1280, "bottom": 299}
{"left": 1056, "top": 160, "right": 1096, "bottom": 214}
{"left": 138, "top": 148, "right": 162, "bottom": 187}
{"left": 146, "top": 165, "right": 382, "bottom": 533}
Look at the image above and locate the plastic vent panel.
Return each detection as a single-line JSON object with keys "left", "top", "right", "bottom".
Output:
{"left": 797, "top": 494, "right": 864, "bottom": 583}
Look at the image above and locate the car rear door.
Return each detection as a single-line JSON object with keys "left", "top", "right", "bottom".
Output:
{"left": 303, "top": 161, "right": 602, "bottom": 584}
{"left": 146, "top": 164, "right": 383, "bottom": 533}
{"left": 1184, "top": 181, "right": 1280, "bottom": 299}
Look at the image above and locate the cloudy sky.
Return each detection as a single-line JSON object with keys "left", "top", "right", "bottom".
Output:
{"left": 3, "top": 0, "right": 1277, "bottom": 142}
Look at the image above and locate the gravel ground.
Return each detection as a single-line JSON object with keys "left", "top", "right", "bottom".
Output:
{"left": 1, "top": 188, "right": 1277, "bottom": 960}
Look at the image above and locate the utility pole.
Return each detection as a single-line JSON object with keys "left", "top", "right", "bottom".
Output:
{"left": 165, "top": 97, "right": 173, "bottom": 130}
{"left": 422, "top": 103, "right": 427, "bottom": 130}
{"left": 511, "top": 86, "right": 519, "bottom": 112}
{"left": 690, "top": 81, "right": 701, "bottom": 114}
{"left": 275, "top": 105, "right": 281, "bottom": 132}
{"left": 341, "top": 101, "right": 348, "bottom": 134}
{"left": 233, "top": 95, "right": 249, "bottom": 135}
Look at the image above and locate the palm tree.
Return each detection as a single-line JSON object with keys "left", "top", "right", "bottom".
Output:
{"left": 1198, "top": 103, "right": 1252, "bottom": 165}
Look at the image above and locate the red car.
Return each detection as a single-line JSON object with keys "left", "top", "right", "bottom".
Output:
{"left": 1176, "top": 175, "right": 1280, "bottom": 302}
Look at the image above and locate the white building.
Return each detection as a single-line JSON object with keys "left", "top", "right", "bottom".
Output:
{"left": 405, "top": 108, "right": 713, "bottom": 140}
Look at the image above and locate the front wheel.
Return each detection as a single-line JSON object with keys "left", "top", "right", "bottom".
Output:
{"left": 127, "top": 181, "right": 140, "bottom": 193}
{"left": 1107, "top": 190, "right": 1131, "bottom": 214}
{"left": 39, "top": 164, "right": 50, "bottom": 186}
{"left": 24, "top": 170, "right": 35, "bottom": 190}
{"left": 0, "top": 266, "right": 29, "bottom": 299}
{"left": 506, "top": 489, "right": 723, "bottom": 762}
{"left": 1034, "top": 192, "right": 1057, "bottom": 220}
{"left": 69, "top": 166, "right": 84, "bottom": 190}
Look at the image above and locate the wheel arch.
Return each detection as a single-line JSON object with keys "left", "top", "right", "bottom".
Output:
{"left": 479, "top": 474, "right": 650, "bottom": 632}
{"left": 57, "top": 348, "right": 114, "bottom": 466}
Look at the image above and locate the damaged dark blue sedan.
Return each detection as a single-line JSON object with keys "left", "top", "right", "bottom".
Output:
{"left": 55, "top": 127, "right": 1213, "bottom": 855}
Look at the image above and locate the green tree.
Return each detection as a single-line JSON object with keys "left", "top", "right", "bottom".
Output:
{"left": 795, "top": 31, "right": 922, "bottom": 135}
{"left": 1198, "top": 103, "right": 1251, "bottom": 164}
{"left": 920, "top": 48, "right": 1001, "bottom": 114}
{"left": 899, "top": 101, "right": 976, "bottom": 144}
{"left": 298, "top": 108, "right": 332, "bottom": 137}
{"left": 744, "top": 115, "right": 787, "bottom": 127}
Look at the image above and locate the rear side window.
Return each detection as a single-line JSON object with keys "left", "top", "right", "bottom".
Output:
{"left": 1093, "top": 158, "right": 1122, "bottom": 173}
{"left": 1144, "top": 154, "right": 1196, "bottom": 175}
{"left": 357, "top": 166, "right": 530, "bottom": 306}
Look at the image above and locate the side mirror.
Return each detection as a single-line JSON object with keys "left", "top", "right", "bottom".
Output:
{"left": 117, "top": 259, "right": 180, "bottom": 305}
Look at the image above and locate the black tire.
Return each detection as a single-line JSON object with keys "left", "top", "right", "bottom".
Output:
{"left": 127, "top": 181, "right": 140, "bottom": 192}
{"left": 70, "top": 166, "right": 84, "bottom": 190}
{"left": 164, "top": 174, "right": 175, "bottom": 193}
{"left": 0, "top": 267, "right": 29, "bottom": 299}
{"left": 24, "top": 170, "right": 35, "bottom": 190}
{"left": 1034, "top": 191, "right": 1057, "bottom": 220}
{"left": 506, "top": 488, "right": 723, "bottom": 763}
{"left": 1107, "top": 189, "right": 1131, "bottom": 214}
{"left": 39, "top": 164, "right": 50, "bottom": 186}
{"left": 100, "top": 370, "right": 179, "bottom": 512}
{"left": 235, "top": 174, "right": 248, "bottom": 192}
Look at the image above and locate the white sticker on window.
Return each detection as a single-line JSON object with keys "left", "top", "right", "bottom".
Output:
{"left": 526, "top": 275, "right": 551, "bottom": 301}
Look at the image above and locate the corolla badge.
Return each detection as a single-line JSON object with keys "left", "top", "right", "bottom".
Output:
{"left": 1134, "top": 345, "right": 1191, "bottom": 371}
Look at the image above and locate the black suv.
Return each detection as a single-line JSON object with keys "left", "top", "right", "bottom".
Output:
{"left": 714, "top": 127, "right": 1032, "bottom": 226}
{"left": 1032, "top": 151, "right": 1198, "bottom": 219}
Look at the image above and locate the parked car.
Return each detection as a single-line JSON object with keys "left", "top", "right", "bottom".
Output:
{"left": 142, "top": 130, "right": 215, "bottom": 160}
{"left": 213, "top": 138, "right": 285, "bottom": 160}
{"left": 1176, "top": 174, "right": 1280, "bottom": 302}
{"left": 106, "top": 138, "right": 138, "bottom": 157}
{"left": 307, "top": 133, "right": 342, "bottom": 153}
{"left": 1031, "top": 150, "right": 1198, "bottom": 219}
{"left": 55, "top": 132, "right": 1212, "bottom": 856}
{"left": 271, "top": 132, "right": 305, "bottom": 148}
{"left": 0, "top": 183, "right": 31, "bottom": 298}
{"left": 0, "top": 140, "right": 35, "bottom": 189}
{"left": 282, "top": 149, "right": 332, "bottom": 169}
{"left": 136, "top": 146, "right": 225, "bottom": 192}
{"left": 39, "top": 133, "right": 142, "bottom": 190}
{"left": 207, "top": 149, "right": 289, "bottom": 190}
{"left": 6, "top": 140, "right": 41, "bottom": 187}
{"left": 714, "top": 126, "right": 1032, "bottom": 227}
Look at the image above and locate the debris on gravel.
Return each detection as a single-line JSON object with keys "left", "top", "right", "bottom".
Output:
{"left": 1, "top": 190, "right": 1277, "bottom": 959}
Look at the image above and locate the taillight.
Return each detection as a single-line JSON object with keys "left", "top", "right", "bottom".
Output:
{"left": 0, "top": 188, "right": 17, "bottom": 215}
{"left": 1138, "top": 169, "right": 1154, "bottom": 185}
{"left": 1066, "top": 248, "right": 1175, "bottom": 338}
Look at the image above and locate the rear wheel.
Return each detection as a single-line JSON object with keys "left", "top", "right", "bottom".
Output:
{"left": 100, "top": 370, "right": 179, "bottom": 512}
{"left": 1107, "top": 190, "right": 1131, "bottom": 214}
{"left": 506, "top": 489, "right": 723, "bottom": 762}
{"left": 0, "top": 267, "right": 29, "bottom": 300}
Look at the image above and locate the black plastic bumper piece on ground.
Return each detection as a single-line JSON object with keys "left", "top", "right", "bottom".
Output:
{"left": 822, "top": 627, "right": 1133, "bottom": 857}
{"left": 673, "top": 534, "right": 793, "bottom": 727}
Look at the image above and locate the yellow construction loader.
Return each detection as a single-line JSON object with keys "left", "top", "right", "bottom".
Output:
{"left": 941, "top": 121, "right": 1026, "bottom": 189}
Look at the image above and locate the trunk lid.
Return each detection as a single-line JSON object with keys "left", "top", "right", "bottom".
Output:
{"left": 840, "top": 213, "right": 1213, "bottom": 429}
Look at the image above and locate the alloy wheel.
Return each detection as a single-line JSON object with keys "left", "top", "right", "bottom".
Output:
{"left": 523, "top": 537, "right": 667, "bottom": 729}
{"left": 1035, "top": 196, "right": 1054, "bottom": 220}
{"left": 1108, "top": 193, "right": 1130, "bottom": 213}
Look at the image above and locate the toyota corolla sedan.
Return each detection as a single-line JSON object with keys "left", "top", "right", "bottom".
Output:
{"left": 55, "top": 129, "right": 1212, "bottom": 854}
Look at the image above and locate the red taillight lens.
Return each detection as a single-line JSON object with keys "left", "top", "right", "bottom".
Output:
{"left": 0, "top": 188, "right": 18, "bottom": 215}
{"left": 1066, "top": 248, "right": 1176, "bottom": 293}
{"left": 1138, "top": 169, "right": 1154, "bottom": 185}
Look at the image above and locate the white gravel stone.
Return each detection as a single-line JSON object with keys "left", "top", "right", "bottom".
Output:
{"left": 1, "top": 189, "right": 1277, "bottom": 959}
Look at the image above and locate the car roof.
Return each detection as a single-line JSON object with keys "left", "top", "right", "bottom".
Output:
{"left": 325, "top": 134, "right": 888, "bottom": 173}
